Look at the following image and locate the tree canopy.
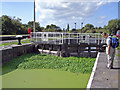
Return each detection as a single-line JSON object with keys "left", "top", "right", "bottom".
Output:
{"left": 1, "top": 15, "right": 120, "bottom": 35}
{"left": 43, "top": 24, "right": 62, "bottom": 32}
{"left": 107, "top": 19, "right": 120, "bottom": 35}
{"left": 1, "top": 15, "right": 28, "bottom": 35}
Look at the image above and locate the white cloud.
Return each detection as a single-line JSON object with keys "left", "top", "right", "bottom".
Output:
{"left": 99, "top": 16, "right": 107, "bottom": 19}
{"left": 97, "top": 21, "right": 104, "bottom": 24}
{"left": 96, "top": 1, "right": 106, "bottom": 7}
{"left": 35, "top": 0, "right": 108, "bottom": 28}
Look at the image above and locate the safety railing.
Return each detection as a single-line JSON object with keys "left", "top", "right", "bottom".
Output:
{"left": 31, "top": 32, "right": 106, "bottom": 45}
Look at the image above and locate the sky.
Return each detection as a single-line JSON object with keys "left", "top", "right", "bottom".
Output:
{"left": 1, "top": 0, "right": 119, "bottom": 30}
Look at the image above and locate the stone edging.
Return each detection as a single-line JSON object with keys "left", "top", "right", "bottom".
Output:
{"left": 1, "top": 43, "right": 36, "bottom": 64}
{"left": 86, "top": 52, "right": 100, "bottom": 89}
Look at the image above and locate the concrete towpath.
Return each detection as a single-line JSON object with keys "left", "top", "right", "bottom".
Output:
{"left": 90, "top": 52, "right": 120, "bottom": 88}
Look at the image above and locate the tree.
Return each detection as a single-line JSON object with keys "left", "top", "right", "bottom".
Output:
{"left": 67, "top": 24, "right": 69, "bottom": 32}
{"left": 85, "top": 24, "right": 94, "bottom": 30}
{"left": 21, "top": 24, "right": 28, "bottom": 34}
{"left": 45, "top": 24, "right": 61, "bottom": 32}
{"left": 11, "top": 16, "right": 23, "bottom": 34}
{"left": 2, "top": 15, "right": 16, "bottom": 35}
{"left": 98, "top": 26, "right": 102, "bottom": 29}
{"left": 103, "top": 25, "right": 107, "bottom": 30}
{"left": 1, "top": 15, "right": 28, "bottom": 35}
{"left": 40, "top": 27, "right": 45, "bottom": 31}
{"left": 71, "top": 28, "right": 77, "bottom": 32}
{"left": 107, "top": 19, "right": 120, "bottom": 35}
{"left": 28, "top": 21, "right": 41, "bottom": 32}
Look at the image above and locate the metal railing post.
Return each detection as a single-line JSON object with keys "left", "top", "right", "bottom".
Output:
{"left": 69, "top": 33, "right": 70, "bottom": 44}
{"left": 36, "top": 32, "right": 37, "bottom": 42}
{"left": 95, "top": 34, "right": 96, "bottom": 44}
{"left": 62, "top": 33, "right": 63, "bottom": 44}
{"left": 98, "top": 34, "right": 100, "bottom": 45}
{"left": 88, "top": 34, "right": 90, "bottom": 45}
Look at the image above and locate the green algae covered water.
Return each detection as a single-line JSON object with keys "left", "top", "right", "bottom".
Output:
{"left": 1, "top": 69, "right": 90, "bottom": 88}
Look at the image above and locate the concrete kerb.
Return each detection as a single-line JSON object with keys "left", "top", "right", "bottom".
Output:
{"left": 86, "top": 52, "right": 100, "bottom": 89}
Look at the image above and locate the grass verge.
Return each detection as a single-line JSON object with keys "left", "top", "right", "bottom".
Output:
{"left": 0, "top": 39, "right": 31, "bottom": 46}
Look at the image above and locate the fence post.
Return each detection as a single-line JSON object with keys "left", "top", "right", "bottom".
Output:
{"left": 98, "top": 34, "right": 100, "bottom": 45}
{"left": 61, "top": 39, "right": 70, "bottom": 57}
{"left": 77, "top": 45, "right": 81, "bottom": 57}
{"left": 88, "top": 34, "right": 90, "bottom": 45}
{"left": 88, "top": 45, "right": 91, "bottom": 57}
{"left": 42, "top": 44, "right": 44, "bottom": 54}
{"left": 95, "top": 34, "right": 96, "bottom": 44}
{"left": 69, "top": 33, "right": 70, "bottom": 44}
{"left": 62, "top": 33, "right": 64, "bottom": 44}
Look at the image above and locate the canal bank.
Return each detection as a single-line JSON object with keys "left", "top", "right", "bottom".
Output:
{"left": 87, "top": 49, "right": 120, "bottom": 88}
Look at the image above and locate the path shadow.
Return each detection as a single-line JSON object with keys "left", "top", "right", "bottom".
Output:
{"left": 112, "top": 67, "right": 120, "bottom": 70}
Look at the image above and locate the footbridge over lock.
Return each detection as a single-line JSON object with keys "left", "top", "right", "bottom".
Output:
{"left": 31, "top": 32, "right": 106, "bottom": 57}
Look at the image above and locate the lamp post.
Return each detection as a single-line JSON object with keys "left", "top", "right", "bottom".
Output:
{"left": 74, "top": 22, "right": 76, "bottom": 30}
{"left": 81, "top": 22, "right": 83, "bottom": 33}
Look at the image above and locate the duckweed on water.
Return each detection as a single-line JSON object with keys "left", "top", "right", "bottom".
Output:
{"left": 2, "top": 54, "right": 95, "bottom": 74}
{"left": 16, "top": 54, "right": 95, "bottom": 74}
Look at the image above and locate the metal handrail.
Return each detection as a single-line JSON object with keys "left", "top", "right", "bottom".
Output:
{"left": 31, "top": 32, "right": 106, "bottom": 45}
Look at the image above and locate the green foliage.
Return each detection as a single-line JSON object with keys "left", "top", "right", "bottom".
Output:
{"left": 67, "top": 24, "right": 69, "bottom": 32}
{"left": 1, "top": 15, "right": 120, "bottom": 35}
{"left": 117, "top": 54, "right": 120, "bottom": 57}
{"left": 117, "top": 40, "right": 120, "bottom": 49}
{"left": 1, "top": 15, "right": 41, "bottom": 35}
{"left": 43, "top": 24, "right": 62, "bottom": 32}
{"left": 107, "top": 19, "right": 120, "bottom": 35}
{"left": 1, "top": 15, "right": 28, "bottom": 35}
{"left": 80, "top": 24, "right": 94, "bottom": 33}
{"left": 71, "top": 29, "right": 77, "bottom": 32}
{"left": 2, "top": 54, "right": 95, "bottom": 74}
{"left": 27, "top": 21, "right": 41, "bottom": 32}
{"left": 85, "top": 24, "right": 94, "bottom": 30}
{"left": 17, "top": 54, "right": 95, "bottom": 74}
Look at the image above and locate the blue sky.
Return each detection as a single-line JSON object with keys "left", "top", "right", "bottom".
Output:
{"left": 2, "top": 2, "right": 34, "bottom": 24}
{"left": 1, "top": 0, "right": 119, "bottom": 29}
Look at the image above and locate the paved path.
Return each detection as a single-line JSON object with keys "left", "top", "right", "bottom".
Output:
{"left": 0, "top": 39, "right": 31, "bottom": 49}
{"left": 90, "top": 52, "right": 120, "bottom": 88}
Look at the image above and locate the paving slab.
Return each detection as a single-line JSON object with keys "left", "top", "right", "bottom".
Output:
{"left": 90, "top": 52, "right": 120, "bottom": 88}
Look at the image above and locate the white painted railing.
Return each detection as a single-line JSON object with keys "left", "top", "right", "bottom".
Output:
{"left": 31, "top": 32, "right": 106, "bottom": 45}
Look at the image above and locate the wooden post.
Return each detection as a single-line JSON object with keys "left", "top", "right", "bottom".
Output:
{"left": 57, "top": 45, "right": 61, "bottom": 57}
{"left": 42, "top": 44, "right": 44, "bottom": 54}
{"left": 61, "top": 39, "right": 70, "bottom": 57}
{"left": 77, "top": 45, "right": 81, "bottom": 57}
{"left": 88, "top": 45, "right": 91, "bottom": 57}
{"left": 49, "top": 44, "right": 51, "bottom": 54}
